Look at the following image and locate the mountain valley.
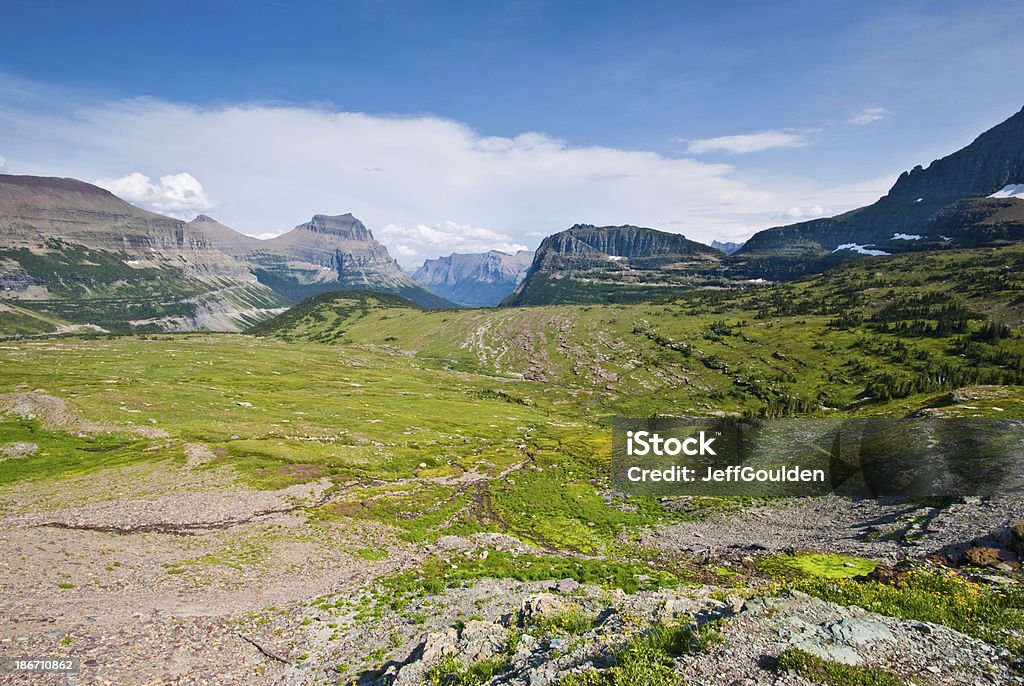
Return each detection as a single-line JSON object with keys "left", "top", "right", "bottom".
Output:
{"left": 2, "top": 108, "right": 1024, "bottom": 686}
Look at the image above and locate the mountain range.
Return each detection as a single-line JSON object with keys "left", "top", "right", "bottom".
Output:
{"left": 187, "top": 212, "right": 450, "bottom": 308}
{"left": 1, "top": 106, "right": 1023, "bottom": 330}
{"left": 0, "top": 176, "right": 449, "bottom": 333}
{"left": 409, "top": 250, "right": 534, "bottom": 307}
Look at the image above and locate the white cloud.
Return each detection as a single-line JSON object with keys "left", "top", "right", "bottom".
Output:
{"left": 780, "top": 205, "right": 829, "bottom": 220}
{"left": 0, "top": 91, "right": 894, "bottom": 259}
{"left": 848, "top": 107, "right": 887, "bottom": 125}
{"left": 94, "top": 171, "right": 213, "bottom": 219}
{"left": 379, "top": 220, "right": 528, "bottom": 265}
{"left": 684, "top": 129, "right": 817, "bottom": 155}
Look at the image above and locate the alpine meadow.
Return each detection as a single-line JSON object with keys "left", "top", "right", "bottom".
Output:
{"left": 2, "top": 4, "right": 1024, "bottom": 685}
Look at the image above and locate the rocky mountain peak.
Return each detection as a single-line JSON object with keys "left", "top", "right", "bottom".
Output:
{"left": 538, "top": 224, "right": 716, "bottom": 261}
{"left": 733, "top": 106, "right": 1024, "bottom": 278}
{"left": 885, "top": 105, "right": 1024, "bottom": 203}
{"left": 505, "top": 224, "right": 721, "bottom": 306}
{"left": 300, "top": 213, "right": 373, "bottom": 241}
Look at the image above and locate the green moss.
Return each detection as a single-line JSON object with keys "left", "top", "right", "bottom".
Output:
{"left": 376, "top": 550, "right": 680, "bottom": 605}
{"left": 759, "top": 553, "right": 879, "bottom": 580}
{"left": 355, "top": 547, "right": 390, "bottom": 561}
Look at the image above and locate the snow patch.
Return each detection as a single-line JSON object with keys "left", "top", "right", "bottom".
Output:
{"left": 915, "top": 198, "right": 923, "bottom": 203}
{"left": 989, "top": 184, "right": 1024, "bottom": 199}
{"left": 833, "top": 243, "right": 890, "bottom": 257}
{"left": 607, "top": 255, "right": 626, "bottom": 261}
{"left": 940, "top": 235, "right": 952, "bottom": 241}
{"left": 746, "top": 278, "right": 769, "bottom": 284}
{"left": 892, "top": 233, "right": 922, "bottom": 241}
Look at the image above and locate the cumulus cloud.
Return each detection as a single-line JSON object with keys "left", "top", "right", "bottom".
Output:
{"left": 379, "top": 221, "right": 528, "bottom": 265}
{"left": 779, "top": 205, "right": 830, "bottom": 220}
{"left": 0, "top": 90, "right": 891, "bottom": 259}
{"left": 94, "top": 171, "right": 213, "bottom": 219}
{"left": 848, "top": 107, "right": 887, "bottom": 125}
{"left": 684, "top": 129, "right": 817, "bottom": 155}
{"left": 0, "top": 98, "right": 787, "bottom": 252}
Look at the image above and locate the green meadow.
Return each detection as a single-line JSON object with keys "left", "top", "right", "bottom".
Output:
{"left": 2, "top": 246, "right": 1023, "bottom": 556}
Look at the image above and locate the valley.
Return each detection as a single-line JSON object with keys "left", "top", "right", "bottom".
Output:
{"left": 2, "top": 243, "right": 1024, "bottom": 684}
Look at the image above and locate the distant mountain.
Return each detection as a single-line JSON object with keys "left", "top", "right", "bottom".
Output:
{"left": 731, "top": 106, "right": 1024, "bottom": 279}
{"left": 504, "top": 224, "right": 722, "bottom": 306}
{"left": 188, "top": 213, "right": 453, "bottom": 308}
{"left": 0, "top": 174, "right": 451, "bottom": 334}
{"left": 410, "top": 250, "right": 534, "bottom": 307}
{"left": 711, "top": 240, "right": 744, "bottom": 255}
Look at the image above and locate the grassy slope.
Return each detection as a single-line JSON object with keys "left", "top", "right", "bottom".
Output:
{"left": 253, "top": 246, "right": 1024, "bottom": 420}
{"left": 0, "top": 302, "right": 64, "bottom": 335}
{"left": 0, "top": 242, "right": 290, "bottom": 334}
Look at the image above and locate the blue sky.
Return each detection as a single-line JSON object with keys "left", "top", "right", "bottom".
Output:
{"left": 1, "top": 0, "right": 1022, "bottom": 264}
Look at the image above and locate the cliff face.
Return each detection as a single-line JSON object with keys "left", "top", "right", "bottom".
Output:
{"left": 505, "top": 225, "right": 722, "bottom": 306}
{"left": 733, "top": 106, "right": 1024, "bottom": 278}
{"left": 410, "top": 250, "right": 534, "bottom": 307}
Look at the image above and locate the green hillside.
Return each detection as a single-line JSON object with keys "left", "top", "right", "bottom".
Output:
{"left": 252, "top": 246, "right": 1024, "bottom": 420}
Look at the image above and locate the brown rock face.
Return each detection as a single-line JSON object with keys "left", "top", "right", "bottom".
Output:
{"left": 959, "top": 546, "right": 1019, "bottom": 569}
{"left": 1009, "top": 520, "right": 1024, "bottom": 556}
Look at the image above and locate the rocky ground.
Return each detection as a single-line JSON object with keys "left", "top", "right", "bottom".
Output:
{"left": 0, "top": 460, "right": 1021, "bottom": 685}
{"left": 374, "top": 584, "right": 1018, "bottom": 686}
{"left": 1, "top": 395, "right": 1022, "bottom": 685}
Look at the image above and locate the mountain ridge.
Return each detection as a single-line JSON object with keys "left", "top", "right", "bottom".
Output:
{"left": 504, "top": 224, "right": 723, "bottom": 306}
{"left": 732, "top": 106, "right": 1024, "bottom": 278}
{"left": 0, "top": 174, "right": 452, "bottom": 333}
{"left": 410, "top": 249, "right": 534, "bottom": 307}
